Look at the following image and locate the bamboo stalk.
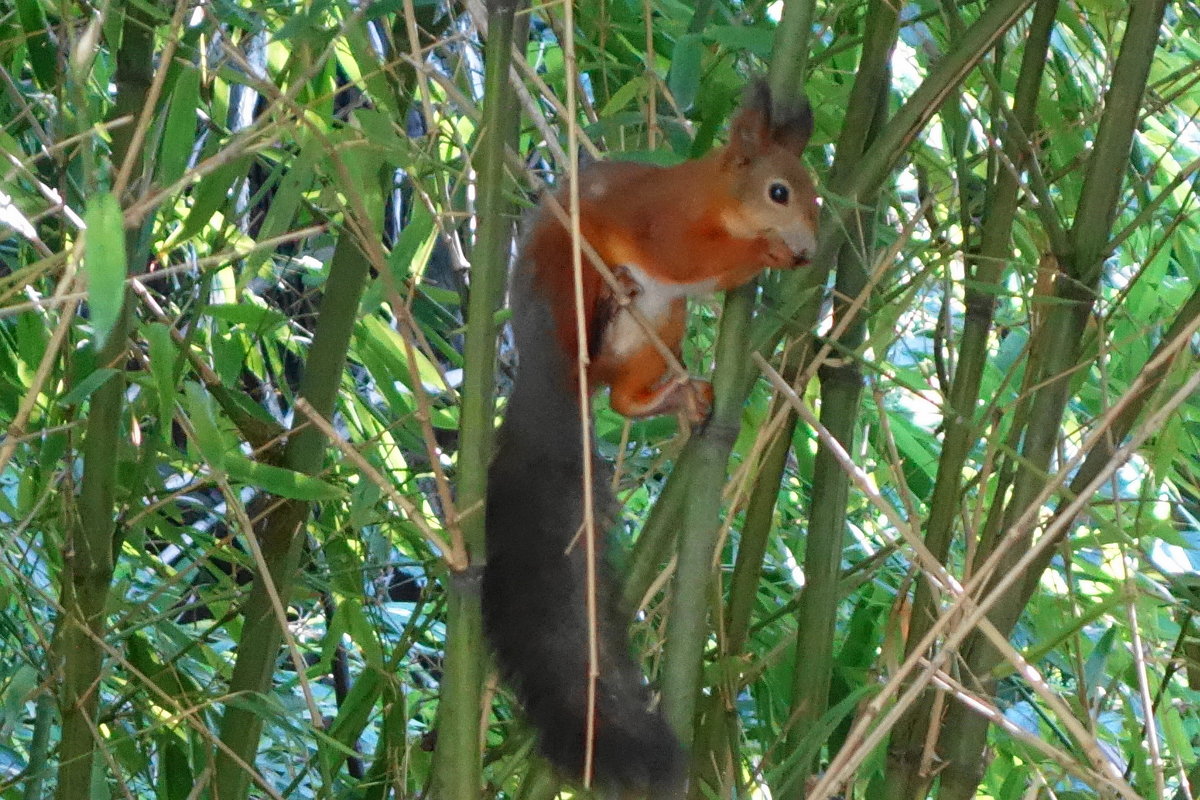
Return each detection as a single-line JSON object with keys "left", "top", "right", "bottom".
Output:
{"left": 52, "top": 5, "right": 155, "bottom": 796}
{"left": 767, "top": 0, "right": 1036, "bottom": 331}
{"left": 213, "top": 230, "right": 374, "bottom": 799}
{"left": 777, "top": 1, "right": 895, "bottom": 793}
{"left": 650, "top": 1, "right": 1039, "bottom": 793}
{"left": 659, "top": 285, "right": 757, "bottom": 740}
{"left": 935, "top": 1, "right": 1170, "bottom": 795}
{"left": 878, "top": 2, "right": 1059, "bottom": 795}
{"left": 725, "top": 400, "right": 796, "bottom": 657}
{"left": 431, "top": 1, "right": 524, "bottom": 797}
{"left": 656, "top": 0, "right": 819, "bottom": 767}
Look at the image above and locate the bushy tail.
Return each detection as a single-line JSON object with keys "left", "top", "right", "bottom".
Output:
{"left": 482, "top": 287, "right": 685, "bottom": 795}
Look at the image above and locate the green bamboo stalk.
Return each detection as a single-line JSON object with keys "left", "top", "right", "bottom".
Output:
{"left": 844, "top": 0, "right": 1035, "bottom": 204}
{"left": 703, "top": 12, "right": 909, "bottom": 774}
{"left": 782, "top": 233, "right": 876, "bottom": 797}
{"left": 933, "top": 287, "right": 1200, "bottom": 795}
{"left": 758, "top": 3, "right": 1040, "bottom": 793}
{"left": 724, "top": 402, "right": 796, "bottom": 656}
{"left": 624, "top": 447, "right": 692, "bottom": 610}
{"left": 431, "top": 1, "right": 523, "bottom": 797}
{"left": 982, "top": 0, "right": 1166, "bottom": 700}
{"left": 878, "top": 3, "right": 1058, "bottom": 796}
{"left": 54, "top": 316, "right": 131, "bottom": 800}
{"left": 1006, "top": 285, "right": 1200, "bottom": 614}
{"left": 53, "top": 6, "right": 154, "bottom": 796}
{"left": 681, "top": 382, "right": 794, "bottom": 799}
{"left": 660, "top": 281, "right": 757, "bottom": 739}
{"left": 658, "top": 0, "right": 1023, "bottom": 786}
{"left": 213, "top": 230, "right": 374, "bottom": 799}
{"left": 770, "top": 0, "right": 817, "bottom": 82}
{"left": 628, "top": 0, "right": 849, "bottom": 612}
{"left": 656, "top": 0, "right": 817, "bottom": 754}
{"left": 779, "top": 2, "right": 895, "bottom": 793}
{"left": 935, "top": 2, "right": 1169, "bottom": 795}
{"left": 645, "top": 0, "right": 1038, "bottom": 791}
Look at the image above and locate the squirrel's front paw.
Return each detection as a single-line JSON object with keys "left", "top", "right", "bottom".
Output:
{"left": 683, "top": 379, "right": 714, "bottom": 424}
{"left": 759, "top": 235, "right": 798, "bottom": 269}
{"left": 613, "top": 265, "right": 644, "bottom": 298}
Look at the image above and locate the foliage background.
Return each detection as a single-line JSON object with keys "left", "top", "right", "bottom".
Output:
{"left": 0, "top": 0, "right": 1198, "bottom": 799}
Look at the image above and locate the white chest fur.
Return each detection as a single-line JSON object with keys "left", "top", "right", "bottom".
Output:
{"left": 603, "top": 264, "right": 717, "bottom": 358}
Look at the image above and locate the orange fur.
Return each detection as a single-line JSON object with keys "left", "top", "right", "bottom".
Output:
{"left": 522, "top": 89, "right": 820, "bottom": 422}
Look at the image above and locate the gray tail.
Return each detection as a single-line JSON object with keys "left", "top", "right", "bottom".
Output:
{"left": 482, "top": 286, "right": 685, "bottom": 794}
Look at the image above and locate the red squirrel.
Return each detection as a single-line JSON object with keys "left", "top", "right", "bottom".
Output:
{"left": 483, "top": 81, "right": 819, "bottom": 795}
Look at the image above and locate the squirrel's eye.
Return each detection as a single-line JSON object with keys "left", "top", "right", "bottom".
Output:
{"left": 768, "top": 182, "right": 790, "bottom": 204}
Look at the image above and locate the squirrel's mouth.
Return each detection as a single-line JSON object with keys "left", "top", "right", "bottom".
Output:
{"left": 793, "top": 251, "right": 812, "bottom": 267}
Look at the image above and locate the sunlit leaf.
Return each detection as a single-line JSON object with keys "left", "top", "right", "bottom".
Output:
{"left": 223, "top": 454, "right": 345, "bottom": 501}
{"left": 83, "top": 192, "right": 128, "bottom": 349}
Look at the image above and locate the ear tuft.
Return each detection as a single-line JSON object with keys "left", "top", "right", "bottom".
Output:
{"left": 741, "top": 78, "right": 774, "bottom": 121}
{"left": 727, "top": 79, "right": 814, "bottom": 161}
{"left": 725, "top": 79, "right": 774, "bottom": 165}
{"left": 772, "top": 94, "right": 814, "bottom": 154}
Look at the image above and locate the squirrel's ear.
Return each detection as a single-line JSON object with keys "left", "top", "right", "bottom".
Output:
{"left": 771, "top": 95, "right": 814, "bottom": 155}
{"left": 725, "top": 80, "right": 773, "bottom": 166}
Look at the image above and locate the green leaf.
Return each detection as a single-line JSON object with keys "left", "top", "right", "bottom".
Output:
{"left": 355, "top": 106, "right": 404, "bottom": 153}
{"left": 320, "top": 667, "right": 383, "bottom": 775}
{"left": 14, "top": 310, "right": 47, "bottom": 371}
{"left": 0, "top": 664, "right": 38, "bottom": 728}
{"left": 1083, "top": 625, "right": 1117, "bottom": 688}
{"left": 601, "top": 76, "right": 647, "bottom": 117}
{"left": 223, "top": 454, "right": 345, "bottom": 501}
{"left": 389, "top": 198, "right": 436, "bottom": 283}
{"left": 175, "top": 156, "right": 250, "bottom": 243}
{"left": 325, "top": 536, "right": 366, "bottom": 600}
{"left": 206, "top": 303, "right": 289, "bottom": 331}
{"left": 144, "top": 323, "right": 177, "bottom": 442}
{"left": 83, "top": 192, "right": 128, "bottom": 349}
{"left": 160, "top": 65, "right": 201, "bottom": 186}
{"left": 703, "top": 25, "right": 775, "bottom": 58}
{"left": 126, "top": 632, "right": 201, "bottom": 703}
{"left": 342, "top": 20, "right": 402, "bottom": 119}
{"left": 336, "top": 130, "right": 387, "bottom": 232}
{"left": 668, "top": 34, "right": 704, "bottom": 112}
{"left": 1161, "top": 704, "right": 1191, "bottom": 762}
{"left": 59, "top": 368, "right": 120, "bottom": 407}
{"left": 183, "top": 382, "right": 227, "bottom": 468}
{"left": 155, "top": 734, "right": 194, "bottom": 800}
{"left": 14, "top": 0, "right": 56, "bottom": 88}
{"left": 341, "top": 596, "right": 384, "bottom": 667}
{"left": 245, "top": 136, "right": 318, "bottom": 276}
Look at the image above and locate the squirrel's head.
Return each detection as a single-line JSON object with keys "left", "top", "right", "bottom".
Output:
{"left": 721, "top": 80, "right": 820, "bottom": 265}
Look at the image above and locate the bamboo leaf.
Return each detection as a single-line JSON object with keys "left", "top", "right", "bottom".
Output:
{"left": 58, "top": 368, "right": 120, "bottom": 407}
{"left": 175, "top": 156, "right": 250, "bottom": 243}
{"left": 206, "top": 303, "right": 289, "bottom": 331}
{"left": 667, "top": 34, "right": 704, "bottom": 111}
{"left": 160, "top": 65, "right": 200, "bottom": 186}
{"left": 155, "top": 735, "right": 193, "bottom": 800}
{"left": 83, "top": 192, "right": 128, "bottom": 350}
{"left": 183, "top": 382, "right": 227, "bottom": 468}
{"left": 222, "top": 454, "right": 345, "bottom": 501}
{"left": 14, "top": 0, "right": 56, "bottom": 88}
{"left": 144, "top": 323, "right": 177, "bottom": 443}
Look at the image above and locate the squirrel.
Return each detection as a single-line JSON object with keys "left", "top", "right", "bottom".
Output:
{"left": 482, "top": 81, "right": 820, "bottom": 795}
